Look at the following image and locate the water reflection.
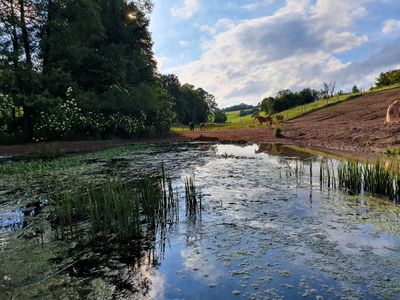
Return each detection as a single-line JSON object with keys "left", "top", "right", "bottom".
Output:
{"left": 1, "top": 143, "right": 400, "bottom": 299}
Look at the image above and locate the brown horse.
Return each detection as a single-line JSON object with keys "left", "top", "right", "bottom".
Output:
{"left": 253, "top": 115, "right": 272, "bottom": 126}
{"left": 385, "top": 101, "right": 400, "bottom": 124}
{"left": 200, "top": 122, "right": 206, "bottom": 130}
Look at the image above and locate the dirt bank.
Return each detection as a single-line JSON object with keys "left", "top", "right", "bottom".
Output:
{"left": 179, "top": 88, "right": 400, "bottom": 153}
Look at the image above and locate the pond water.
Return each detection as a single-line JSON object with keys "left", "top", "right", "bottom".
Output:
{"left": 1, "top": 143, "right": 400, "bottom": 299}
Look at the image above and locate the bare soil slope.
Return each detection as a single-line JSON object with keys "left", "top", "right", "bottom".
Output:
{"left": 180, "top": 88, "right": 400, "bottom": 153}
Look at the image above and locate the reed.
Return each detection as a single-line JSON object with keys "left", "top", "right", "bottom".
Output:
{"left": 50, "top": 180, "right": 140, "bottom": 241}
{"left": 337, "top": 160, "right": 399, "bottom": 201}
{"left": 184, "top": 175, "right": 201, "bottom": 216}
{"left": 49, "top": 165, "right": 183, "bottom": 243}
{"left": 337, "top": 161, "right": 363, "bottom": 194}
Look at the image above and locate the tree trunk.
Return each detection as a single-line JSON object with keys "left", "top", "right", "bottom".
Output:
{"left": 42, "top": 0, "right": 54, "bottom": 74}
{"left": 18, "top": 0, "right": 33, "bottom": 141}
{"left": 19, "top": 0, "right": 32, "bottom": 67}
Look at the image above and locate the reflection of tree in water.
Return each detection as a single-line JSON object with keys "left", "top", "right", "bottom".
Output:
{"left": 64, "top": 221, "right": 169, "bottom": 298}
{"left": 255, "top": 143, "right": 315, "bottom": 160}
{"left": 64, "top": 184, "right": 204, "bottom": 299}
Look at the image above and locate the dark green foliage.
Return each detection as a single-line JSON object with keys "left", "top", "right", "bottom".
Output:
{"left": 0, "top": 0, "right": 174, "bottom": 142}
{"left": 273, "top": 127, "right": 282, "bottom": 138}
{"left": 385, "top": 147, "right": 400, "bottom": 157}
{"left": 213, "top": 109, "right": 227, "bottom": 123}
{"left": 222, "top": 103, "right": 255, "bottom": 112}
{"left": 352, "top": 85, "right": 360, "bottom": 93}
{"left": 376, "top": 69, "right": 400, "bottom": 88}
{"left": 239, "top": 108, "right": 258, "bottom": 117}
{"left": 161, "top": 74, "right": 217, "bottom": 124}
{"left": 261, "top": 88, "right": 319, "bottom": 115}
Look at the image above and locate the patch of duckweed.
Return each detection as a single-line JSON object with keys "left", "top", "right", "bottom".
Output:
{"left": 0, "top": 144, "right": 146, "bottom": 175}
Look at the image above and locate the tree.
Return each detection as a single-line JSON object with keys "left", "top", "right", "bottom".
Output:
{"left": 322, "top": 82, "right": 336, "bottom": 99}
{"left": 213, "top": 109, "right": 227, "bottom": 123}
{"left": 352, "top": 85, "right": 360, "bottom": 94}
{"left": 376, "top": 69, "right": 400, "bottom": 88}
{"left": 0, "top": 0, "right": 176, "bottom": 142}
{"left": 161, "top": 74, "right": 218, "bottom": 124}
{"left": 260, "top": 88, "right": 319, "bottom": 115}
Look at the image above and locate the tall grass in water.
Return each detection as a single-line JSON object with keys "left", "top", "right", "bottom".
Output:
{"left": 50, "top": 166, "right": 181, "bottom": 242}
{"left": 50, "top": 180, "right": 140, "bottom": 241}
{"left": 291, "top": 158, "right": 399, "bottom": 201}
{"left": 337, "top": 160, "right": 399, "bottom": 201}
{"left": 185, "top": 175, "right": 201, "bottom": 217}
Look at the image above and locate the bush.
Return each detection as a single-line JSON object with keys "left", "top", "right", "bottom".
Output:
{"left": 273, "top": 127, "right": 282, "bottom": 138}
{"left": 214, "top": 109, "right": 227, "bottom": 123}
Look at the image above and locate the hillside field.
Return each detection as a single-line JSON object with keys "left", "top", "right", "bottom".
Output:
{"left": 172, "top": 84, "right": 400, "bottom": 132}
{"left": 179, "top": 86, "right": 400, "bottom": 153}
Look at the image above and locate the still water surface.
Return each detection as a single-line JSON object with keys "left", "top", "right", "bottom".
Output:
{"left": 1, "top": 143, "right": 400, "bottom": 299}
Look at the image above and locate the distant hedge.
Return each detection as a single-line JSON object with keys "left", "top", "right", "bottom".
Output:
{"left": 376, "top": 69, "right": 400, "bottom": 88}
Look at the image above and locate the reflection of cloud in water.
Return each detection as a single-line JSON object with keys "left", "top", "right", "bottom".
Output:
{"left": 326, "top": 223, "right": 400, "bottom": 256}
{"left": 181, "top": 246, "right": 221, "bottom": 283}
{"left": 149, "top": 272, "right": 166, "bottom": 299}
{"left": 0, "top": 210, "right": 24, "bottom": 232}
{"left": 217, "top": 144, "right": 259, "bottom": 157}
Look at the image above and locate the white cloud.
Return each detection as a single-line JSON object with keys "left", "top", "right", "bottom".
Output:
{"left": 171, "top": 0, "right": 199, "bottom": 20}
{"left": 198, "top": 18, "right": 235, "bottom": 35}
{"left": 169, "top": 0, "right": 397, "bottom": 107}
{"left": 179, "top": 40, "right": 190, "bottom": 47}
{"left": 241, "top": 0, "right": 275, "bottom": 11}
{"left": 382, "top": 19, "right": 400, "bottom": 34}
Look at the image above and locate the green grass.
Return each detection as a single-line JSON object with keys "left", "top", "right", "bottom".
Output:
{"left": 171, "top": 84, "right": 400, "bottom": 132}
{"left": 0, "top": 144, "right": 146, "bottom": 174}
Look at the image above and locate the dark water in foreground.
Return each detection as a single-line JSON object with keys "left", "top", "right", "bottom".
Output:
{"left": 0, "top": 143, "right": 400, "bottom": 299}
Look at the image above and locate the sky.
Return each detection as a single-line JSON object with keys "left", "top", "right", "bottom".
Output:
{"left": 149, "top": 0, "right": 400, "bottom": 108}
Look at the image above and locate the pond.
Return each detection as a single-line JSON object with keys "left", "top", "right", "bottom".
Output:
{"left": 0, "top": 143, "right": 400, "bottom": 299}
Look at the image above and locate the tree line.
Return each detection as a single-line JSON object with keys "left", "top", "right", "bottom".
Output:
{"left": 0, "top": 0, "right": 219, "bottom": 143}
{"left": 260, "top": 88, "right": 319, "bottom": 115}
{"left": 161, "top": 74, "right": 226, "bottom": 124}
{"left": 376, "top": 69, "right": 400, "bottom": 88}
{"left": 259, "top": 68, "right": 397, "bottom": 116}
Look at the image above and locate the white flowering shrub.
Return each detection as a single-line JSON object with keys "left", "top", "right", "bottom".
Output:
{"left": 32, "top": 88, "right": 150, "bottom": 141}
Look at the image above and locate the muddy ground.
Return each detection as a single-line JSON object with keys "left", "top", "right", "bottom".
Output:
{"left": 180, "top": 88, "right": 400, "bottom": 153}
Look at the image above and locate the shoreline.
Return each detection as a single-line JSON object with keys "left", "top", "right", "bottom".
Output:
{"left": 0, "top": 134, "right": 385, "bottom": 163}
{"left": 0, "top": 135, "right": 186, "bottom": 158}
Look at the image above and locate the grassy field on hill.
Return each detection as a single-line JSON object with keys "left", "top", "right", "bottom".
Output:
{"left": 171, "top": 84, "right": 400, "bottom": 132}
